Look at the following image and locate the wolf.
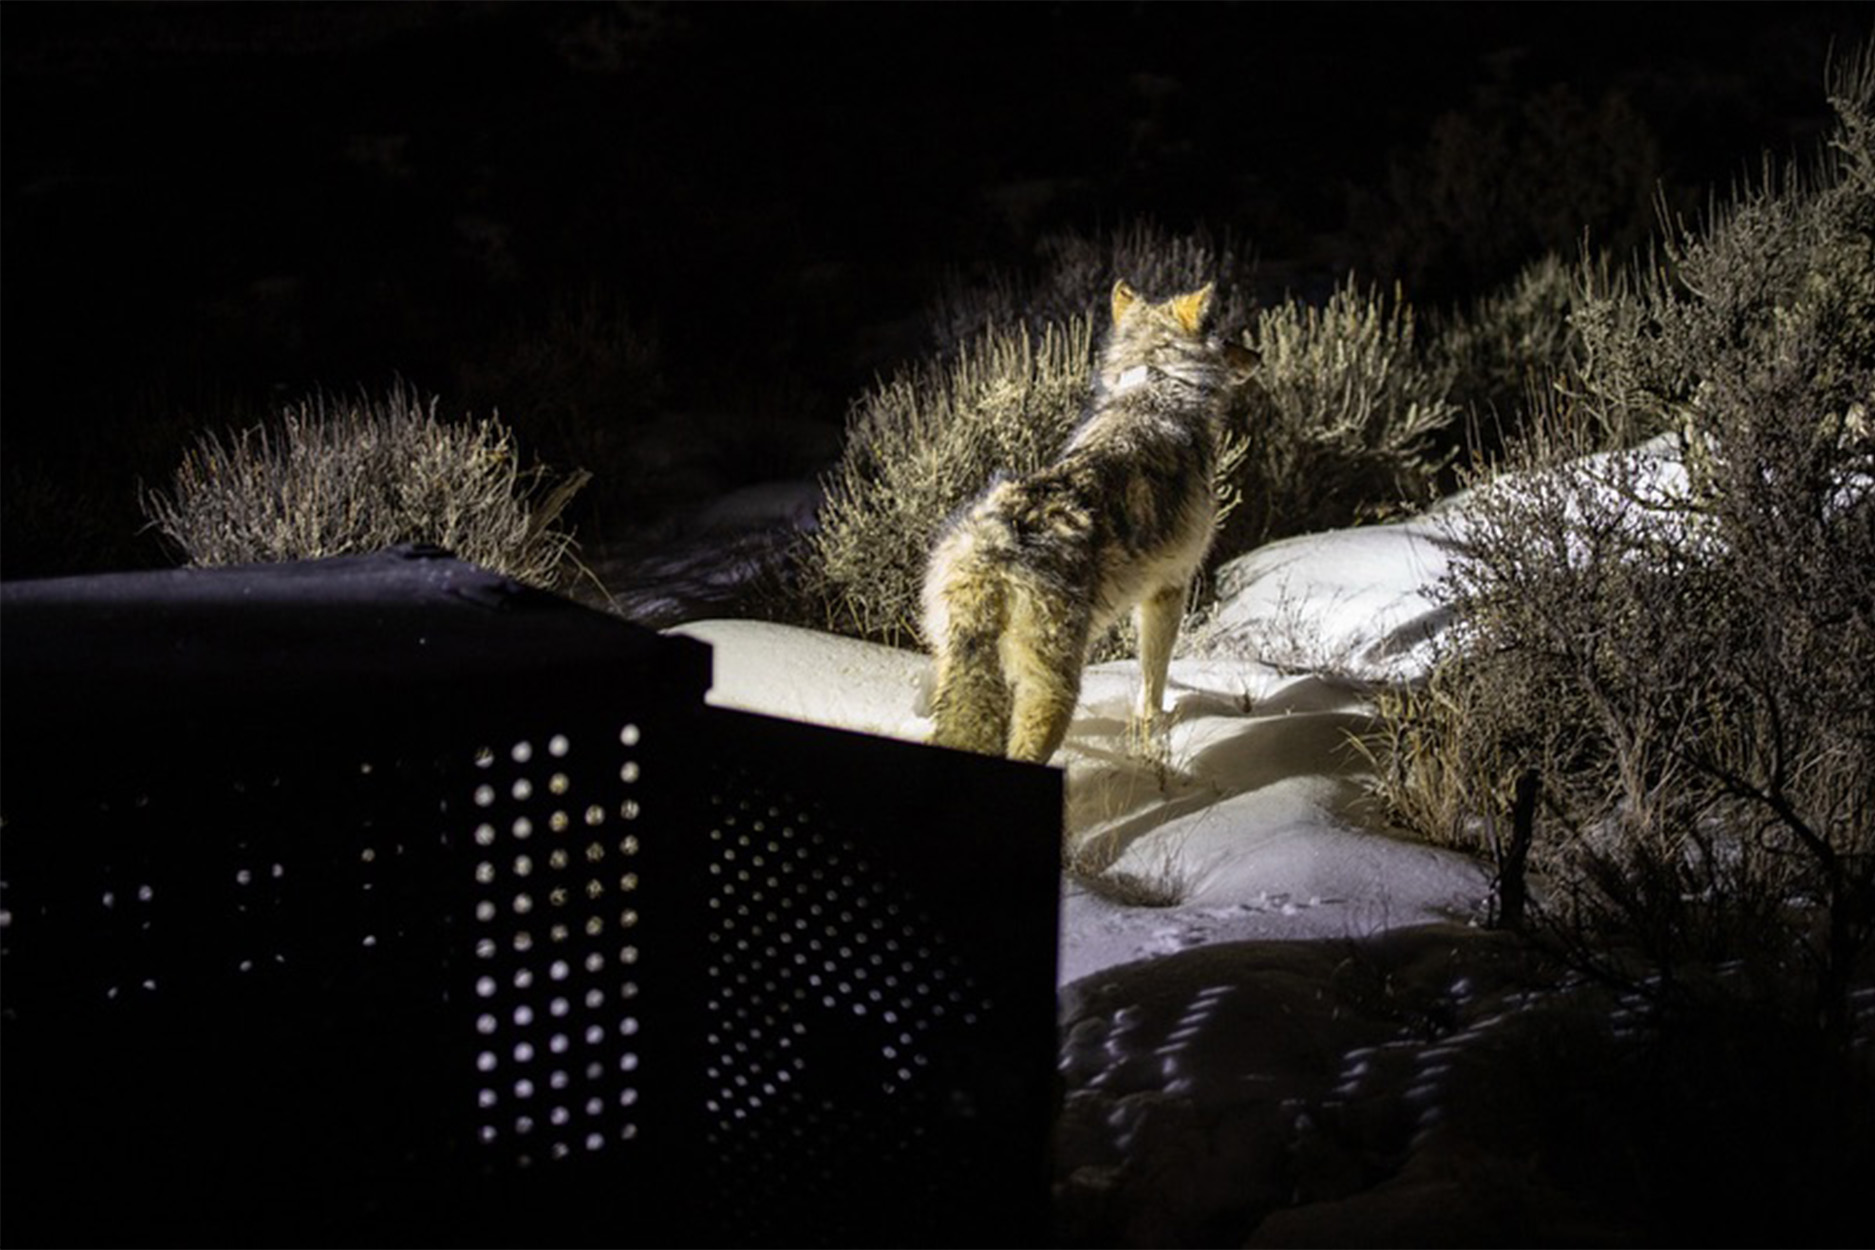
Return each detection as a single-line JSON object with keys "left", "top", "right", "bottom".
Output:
{"left": 921, "top": 279, "right": 1251, "bottom": 763}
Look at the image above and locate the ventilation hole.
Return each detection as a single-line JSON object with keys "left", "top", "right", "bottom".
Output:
{"left": 474, "top": 785, "right": 496, "bottom": 808}
{"left": 475, "top": 747, "right": 495, "bottom": 769}
{"left": 620, "top": 724, "right": 641, "bottom": 748}
{"left": 620, "top": 762, "right": 641, "bottom": 785}
{"left": 512, "top": 817, "right": 534, "bottom": 839}
{"left": 550, "top": 773, "right": 571, "bottom": 796}
{"left": 512, "top": 779, "right": 534, "bottom": 802}
{"left": 548, "top": 734, "right": 571, "bottom": 758}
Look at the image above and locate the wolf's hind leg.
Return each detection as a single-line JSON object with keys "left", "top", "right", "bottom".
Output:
{"left": 1133, "top": 583, "right": 1185, "bottom": 742}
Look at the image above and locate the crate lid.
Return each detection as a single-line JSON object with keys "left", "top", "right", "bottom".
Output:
{"left": 1, "top": 545, "right": 711, "bottom": 745}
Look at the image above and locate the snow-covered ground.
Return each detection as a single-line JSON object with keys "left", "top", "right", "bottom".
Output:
{"left": 670, "top": 474, "right": 1491, "bottom": 990}
{"left": 656, "top": 438, "right": 1871, "bottom": 1245}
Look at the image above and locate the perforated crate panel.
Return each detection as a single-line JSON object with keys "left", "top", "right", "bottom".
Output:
{"left": 457, "top": 717, "right": 677, "bottom": 1177}
{"left": 1, "top": 711, "right": 701, "bottom": 1245}
{"left": 694, "top": 709, "right": 1062, "bottom": 1248}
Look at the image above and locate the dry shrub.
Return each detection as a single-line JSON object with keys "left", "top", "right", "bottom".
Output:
{"left": 1219, "top": 276, "right": 1458, "bottom": 560}
{"left": 1351, "top": 77, "right": 1661, "bottom": 303}
{"left": 143, "top": 383, "right": 590, "bottom": 591}
{"left": 1429, "top": 251, "right": 1590, "bottom": 455}
{"left": 804, "top": 270, "right": 1460, "bottom": 651}
{"left": 929, "top": 219, "right": 1257, "bottom": 354}
{"left": 1367, "top": 42, "right": 1875, "bottom": 1034}
{"left": 455, "top": 286, "right": 662, "bottom": 525}
{"left": 801, "top": 316, "right": 1097, "bottom": 646}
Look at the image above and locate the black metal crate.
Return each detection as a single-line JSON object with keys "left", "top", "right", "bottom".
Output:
{"left": 0, "top": 549, "right": 1059, "bottom": 1247}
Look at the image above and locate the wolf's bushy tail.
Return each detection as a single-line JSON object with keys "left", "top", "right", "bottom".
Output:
{"left": 926, "top": 530, "right": 1014, "bottom": 756}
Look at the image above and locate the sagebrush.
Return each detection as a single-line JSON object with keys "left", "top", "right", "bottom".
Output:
{"left": 454, "top": 286, "right": 661, "bottom": 527}
{"left": 1366, "top": 42, "right": 1875, "bottom": 1035}
{"left": 143, "top": 385, "right": 590, "bottom": 590}
{"left": 928, "top": 220, "right": 1257, "bottom": 354}
{"left": 1219, "top": 275, "right": 1458, "bottom": 559}
{"left": 804, "top": 267, "right": 1460, "bottom": 652}
{"left": 802, "top": 316, "right": 1097, "bottom": 646}
{"left": 1349, "top": 76, "right": 1661, "bottom": 303}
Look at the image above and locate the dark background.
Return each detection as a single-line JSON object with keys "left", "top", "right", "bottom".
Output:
{"left": 4, "top": 2, "right": 1869, "bottom": 579}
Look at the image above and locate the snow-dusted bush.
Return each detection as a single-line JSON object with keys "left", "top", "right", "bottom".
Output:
{"left": 1372, "top": 43, "right": 1875, "bottom": 1034}
{"left": 143, "top": 384, "right": 590, "bottom": 590}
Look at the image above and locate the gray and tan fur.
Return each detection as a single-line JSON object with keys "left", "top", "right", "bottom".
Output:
{"left": 922, "top": 279, "right": 1250, "bottom": 763}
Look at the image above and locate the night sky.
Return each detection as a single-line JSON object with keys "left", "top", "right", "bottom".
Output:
{"left": 3, "top": 2, "right": 1867, "bottom": 578}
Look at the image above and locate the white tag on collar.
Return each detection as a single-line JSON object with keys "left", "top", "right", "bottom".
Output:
{"left": 1110, "top": 364, "right": 1153, "bottom": 394}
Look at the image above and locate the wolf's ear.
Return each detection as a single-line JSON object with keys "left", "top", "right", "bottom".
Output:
{"left": 1111, "top": 280, "right": 1140, "bottom": 324}
{"left": 1170, "top": 283, "right": 1215, "bottom": 334}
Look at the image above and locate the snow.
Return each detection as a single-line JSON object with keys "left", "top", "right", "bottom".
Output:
{"left": 670, "top": 501, "right": 1491, "bottom": 991}
{"left": 660, "top": 436, "right": 1868, "bottom": 1245}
